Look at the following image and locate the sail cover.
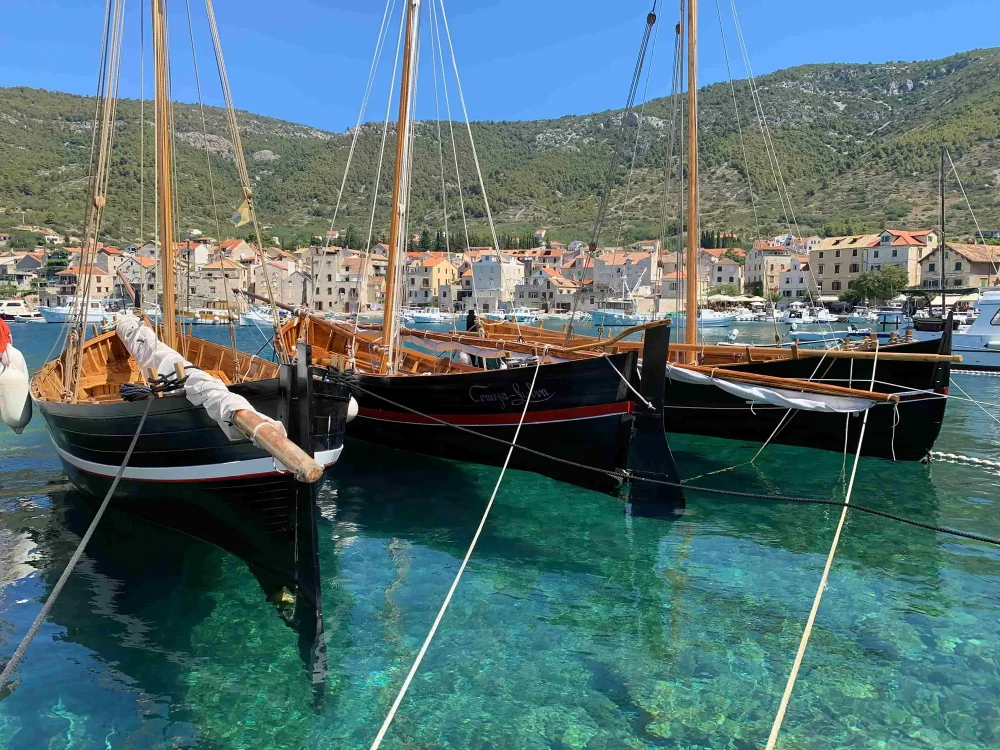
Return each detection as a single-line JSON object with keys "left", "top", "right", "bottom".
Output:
{"left": 116, "top": 315, "right": 263, "bottom": 439}
{"left": 664, "top": 364, "right": 876, "bottom": 413}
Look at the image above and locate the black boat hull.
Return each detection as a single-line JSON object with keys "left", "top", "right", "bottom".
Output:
{"left": 348, "top": 355, "right": 634, "bottom": 496}
{"left": 34, "top": 375, "right": 349, "bottom": 595}
{"left": 663, "top": 336, "right": 951, "bottom": 460}
{"left": 340, "top": 329, "right": 685, "bottom": 509}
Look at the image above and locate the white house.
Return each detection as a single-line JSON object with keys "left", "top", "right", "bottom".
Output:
{"left": 514, "top": 268, "right": 579, "bottom": 312}
{"left": 778, "top": 255, "right": 820, "bottom": 303}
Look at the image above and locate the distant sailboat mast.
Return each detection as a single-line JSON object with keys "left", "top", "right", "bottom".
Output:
{"left": 685, "top": 0, "right": 699, "bottom": 354}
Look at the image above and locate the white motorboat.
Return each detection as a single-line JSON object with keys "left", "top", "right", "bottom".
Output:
{"left": 811, "top": 306, "right": 838, "bottom": 323}
{"left": 670, "top": 308, "right": 738, "bottom": 328}
{"left": 407, "top": 307, "right": 457, "bottom": 324}
{"left": 37, "top": 297, "right": 108, "bottom": 324}
{"left": 847, "top": 306, "right": 877, "bottom": 324}
{"left": 13, "top": 311, "right": 46, "bottom": 323}
{"left": 239, "top": 305, "right": 289, "bottom": 326}
{"left": 913, "top": 288, "right": 1000, "bottom": 370}
{"left": 180, "top": 308, "right": 234, "bottom": 325}
{"left": 0, "top": 299, "right": 33, "bottom": 321}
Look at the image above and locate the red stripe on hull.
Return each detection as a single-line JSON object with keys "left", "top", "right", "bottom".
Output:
{"left": 357, "top": 401, "right": 633, "bottom": 426}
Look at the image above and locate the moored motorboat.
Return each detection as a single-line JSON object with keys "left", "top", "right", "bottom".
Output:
{"left": 13, "top": 311, "right": 46, "bottom": 324}
{"left": 0, "top": 299, "right": 33, "bottom": 322}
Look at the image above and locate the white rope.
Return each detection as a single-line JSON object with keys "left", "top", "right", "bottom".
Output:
{"left": 369, "top": 354, "right": 543, "bottom": 749}
{"left": 950, "top": 377, "right": 1000, "bottom": 426}
{"left": 607, "top": 357, "right": 653, "bottom": 409}
{"left": 436, "top": 0, "right": 516, "bottom": 328}
{"left": 0, "top": 397, "right": 153, "bottom": 692}
{"left": 714, "top": 0, "right": 759, "bottom": 238}
{"left": 930, "top": 451, "right": 1000, "bottom": 470}
{"left": 348, "top": 0, "right": 406, "bottom": 356}
{"left": 945, "top": 148, "right": 999, "bottom": 278}
{"left": 765, "top": 342, "right": 879, "bottom": 749}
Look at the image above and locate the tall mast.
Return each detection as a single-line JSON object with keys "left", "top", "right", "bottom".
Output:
{"left": 939, "top": 146, "right": 946, "bottom": 317}
{"left": 152, "top": 0, "right": 176, "bottom": 348}
{"left": 380, "top": 0, "right": 420, "bottom": 374}
{"left": 684, "top": 0, "right": 699, "bottom": 353}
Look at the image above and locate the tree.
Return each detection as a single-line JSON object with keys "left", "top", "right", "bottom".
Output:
{"left": 707, "top": 284, "right": 741, "bottom": 296}
{"left": 746, "top": 280, "right": 764, "bottom": 296}
{"left": 0, "top": 284, "right": 19, "bottom": 298}
{"left": 838, "top": 288, "right": 864, "bottom": 305}
{"left": 852, "top": 266, "right": 910, "bottom": 304}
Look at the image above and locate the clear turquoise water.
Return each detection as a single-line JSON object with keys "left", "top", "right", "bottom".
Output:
{"left": 1, "top": 323, "right": 999, "bottom": 749}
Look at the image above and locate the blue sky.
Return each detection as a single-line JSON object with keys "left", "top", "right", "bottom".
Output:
{"left": 0, "top": 0, "right": 995, "bottom": 132}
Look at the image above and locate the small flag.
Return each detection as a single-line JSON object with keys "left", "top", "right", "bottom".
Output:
{"left": 232, "top": 199, "right": 251, "bottom": 228}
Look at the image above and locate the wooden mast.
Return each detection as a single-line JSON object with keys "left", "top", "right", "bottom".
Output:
{"left": 380, "top": 0, "right": 421, "bottom": 374}
{"left": 684, "top": 0, "right": 698, "bottom": 357}
{"left": 152, "top": 0, "right": 177, "bottom": 349}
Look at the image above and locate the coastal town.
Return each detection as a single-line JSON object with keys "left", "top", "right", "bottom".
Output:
{"left": 2, "top": 223, "right": 996, "bottom": 320}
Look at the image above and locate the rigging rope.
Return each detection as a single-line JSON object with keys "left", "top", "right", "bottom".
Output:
{"left": 369, "top": 354, "right": 544, "bottom": 749}
{"left": 946, "top": 147, "right": 999, "bottom": 278}
{"left": 567, "top": 5, "right": 660, "bottom": 342}
{"left": 429, "top": 0, "right": 479, "bottom": 313}
{"left": 614, "top": 5, "right": 662, "bottom": 248}
{"left": 765, "top": 342, "right": 879, "bottom": 750}
{"left": 184, "top": 0, "right": 240, "bottom": 365}
{"left": 349, "top": 0, "right": 406, "bottom": 362}
{"left": 327, "top": 370, "right": 1000, "bottom": 547}
{"left": 0, "top": 397, "right": 153, "bottom": 693}
{"left": 437, "top": 0, "right": 520, "bottom": 329}
{"left": 713, "top": 0, "right": 759, "bottom": 238}
{"left": 203, "top": 0, "right": 286, "bottom": 360}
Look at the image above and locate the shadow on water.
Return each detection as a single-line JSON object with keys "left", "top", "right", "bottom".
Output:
{"left": 328, "top": 437, "right": 684, "bottom": 578}
{"left": 5, "top": 489, "right": 332, "bottom": 717}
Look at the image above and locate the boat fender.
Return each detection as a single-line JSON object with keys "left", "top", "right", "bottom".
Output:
{"left": 0, "top": 342, "right": 31, "bottom": 434}
{"left": 347, "top": 396, "right": 358, "bottom": 422}
{"left": 456, "top": 351, "right": 472, "bottom": 366}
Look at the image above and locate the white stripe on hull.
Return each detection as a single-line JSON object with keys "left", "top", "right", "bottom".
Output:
{"left": 52, "top": 441, "right": 342, "bottom": 482}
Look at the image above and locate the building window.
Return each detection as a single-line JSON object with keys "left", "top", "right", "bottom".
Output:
{"left": 955, "top": 262, "right": 962, "bottom": 271}
{"left": 850, "top": 264, "right": 859, "bottom": 273}
{"left": 835, "top": 250, "right": 840, "bottom": 258}
{"left": 852, "top": 249, "right": 858, "bottom": 257}
{"left": 834, "top": 264, "right": 840, "bottom": 274}
{"left": 892, "top": 249, "right": 897, "bottom": 258}
{"left": 929, "top": 263, "right": 936, "bottom": 272}
{"left": 818, "top": 264, "right": 824, "bottom": 274}
{"left": 874, "top": 250, "right": 879, "bottom": 258}
{"left": 785, "top": 278, "right": 790, "bottom": 284}
{"left": 819, "top": 252, "right": 824, "bottom": 259}
{"left": 817, "top": 281, "right": 823, "bottom": 290}
{"left": 717, "top": 276, "right": 722, "bottom": 283}
{"left": 831, "top": 281, "right": 841, "bottom": 291}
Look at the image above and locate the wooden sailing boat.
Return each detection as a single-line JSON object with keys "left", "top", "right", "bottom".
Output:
{"left": 29, "top": 0, "right": 353, "bottom": 674}
{"left": 279, "top": 0, "right": 685, "bottom": 509}
{"left": 460, "top": 0, "right": 956, "bottom": 461}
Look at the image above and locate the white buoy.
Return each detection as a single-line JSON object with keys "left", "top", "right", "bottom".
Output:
{"left": 346, "top": 396, "right": 358, "bottom": 422}
{"left": 0, "top": 345, "right": 31, "bottom": 434}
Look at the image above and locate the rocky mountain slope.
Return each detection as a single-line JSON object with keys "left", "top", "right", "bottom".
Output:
{"left": 1, "top": 47, "right": 998, "bottom": 245}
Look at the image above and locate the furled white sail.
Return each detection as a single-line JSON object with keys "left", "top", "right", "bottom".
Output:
{"left": 116, "top": 315, "right": 266, "bottom": 440}
{"left": 665, "top": 364, "right": 875, "bottom": 413}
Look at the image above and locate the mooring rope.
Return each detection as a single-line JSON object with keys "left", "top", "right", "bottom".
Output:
{"left": 764, "top": 342, "right": 879, "bottom": 749}
{"left": 327, "top": 371, "right": 1000, "bottom": 547}
{"left": 369, "top": 354, "right": 544, "bottom": 749}
{"left": 0, "top": 397, "right": 153, "bottom": 692}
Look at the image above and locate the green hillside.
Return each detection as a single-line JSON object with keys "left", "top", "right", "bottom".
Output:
{"left": 2, "top": 47, "right": 999, "bottom": 247}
